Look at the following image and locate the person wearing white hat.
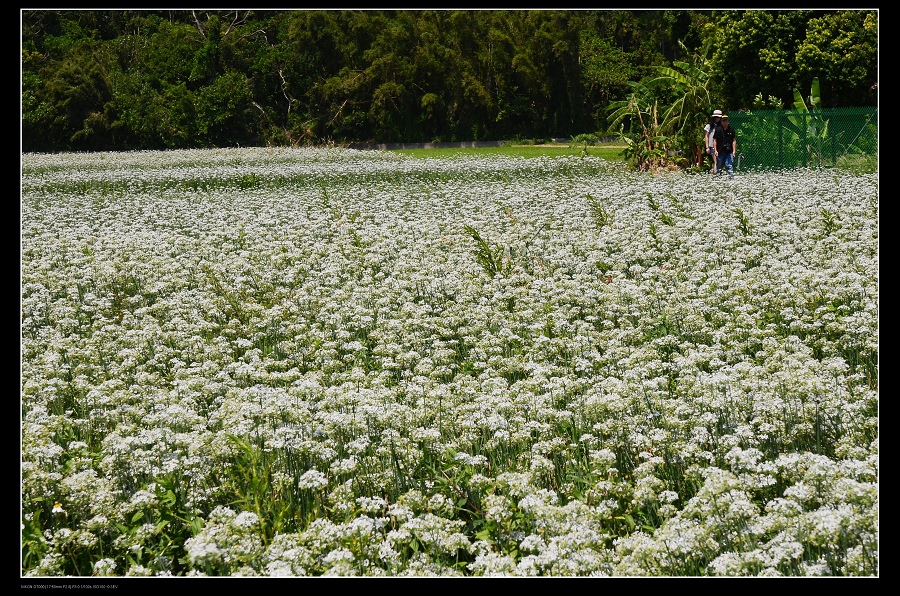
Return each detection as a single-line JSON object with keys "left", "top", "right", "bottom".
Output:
{"left": 704, "top": 110, "right": 723, "bottom": 173}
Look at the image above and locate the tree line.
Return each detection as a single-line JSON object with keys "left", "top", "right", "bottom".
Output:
{"left": 21, "top": 9, "right": 877, "bottom": 153}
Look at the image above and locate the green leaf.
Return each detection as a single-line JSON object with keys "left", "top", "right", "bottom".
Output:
{"left": 475, "top": 528, "right": 493, "bottom": 542}
{"left": 616, "top": 513, "right": 635, "bottom": 531}
{"left": 190, "top": 516, "right": 204, "bottom": 535}
{"left": 793, "top": 88, "right": 808, "bottom": 111}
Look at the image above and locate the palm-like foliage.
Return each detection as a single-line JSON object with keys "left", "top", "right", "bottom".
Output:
{"left": 643, "top": 41, "right": 714, "bottom": 166}
{"left": 605, "top": 79, "right": 655, "bottom": 132}
{"left": 607, "top": 85, "right": 676, "bottom": 171}
{"left": 607, "top": 41, "right": 717, "bottom": 170}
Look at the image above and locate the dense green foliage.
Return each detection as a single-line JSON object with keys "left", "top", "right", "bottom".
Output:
{"left": 21, "top": 10, "right": 877, "bottom": 153}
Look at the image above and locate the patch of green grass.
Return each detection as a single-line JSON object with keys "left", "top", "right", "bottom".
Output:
{"left": 834, "top": 152, "right": 878, "bottom": 175}
{"left": 391, "top": 143, "right": 627, "bottom": 161}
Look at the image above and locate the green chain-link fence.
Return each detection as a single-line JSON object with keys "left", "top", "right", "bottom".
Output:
{"left": 728, "top": 107, "right": 877, "bottom": 172}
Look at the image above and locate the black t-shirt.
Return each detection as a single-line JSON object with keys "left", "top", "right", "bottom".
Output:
{"left": 714, "top": 125, "right": 736, "bottom": 154}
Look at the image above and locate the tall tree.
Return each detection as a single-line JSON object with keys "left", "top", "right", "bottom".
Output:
{"left": 707, "top": 10, "right": 817, "bottom": 110}
{"left": 794, "top": 10, "right": 877, "bottom": 107}
{"left": 579, "top": 28, "right": 635, "bottom": 133}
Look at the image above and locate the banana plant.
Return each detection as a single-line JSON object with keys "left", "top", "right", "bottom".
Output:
{"left": 789, "top": 77, "right": 830, "bottom": 165}
{"left": 642, "top": 41, "right": 714, "bottom": 167}
{"left": 607, "top": 40, "right": 719, "bottom": 170}
{"left": 793, "top": 76, "right": 822, "bottom": 111}
{"left": 606, "top": 81, "right": 678, "bottom": 171}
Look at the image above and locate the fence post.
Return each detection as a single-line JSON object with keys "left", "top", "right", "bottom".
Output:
{"left": 803, "top": 113, "right": 809, "bottom": 167}
{"left": 778, "top": 111, "right": 784, "bottom": 170}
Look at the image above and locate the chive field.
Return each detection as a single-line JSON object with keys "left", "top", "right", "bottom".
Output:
{"left": 21, "top": 147, "right": 878, "bottom": 577}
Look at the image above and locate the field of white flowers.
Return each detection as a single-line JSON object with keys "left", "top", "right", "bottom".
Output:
{"left": 21, "top": 147, "right": 877, "bottom": 577}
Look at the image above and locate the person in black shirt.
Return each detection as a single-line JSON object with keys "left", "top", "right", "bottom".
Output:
{"left": 713, "top": 115, "right": 737, "bottom": 178}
